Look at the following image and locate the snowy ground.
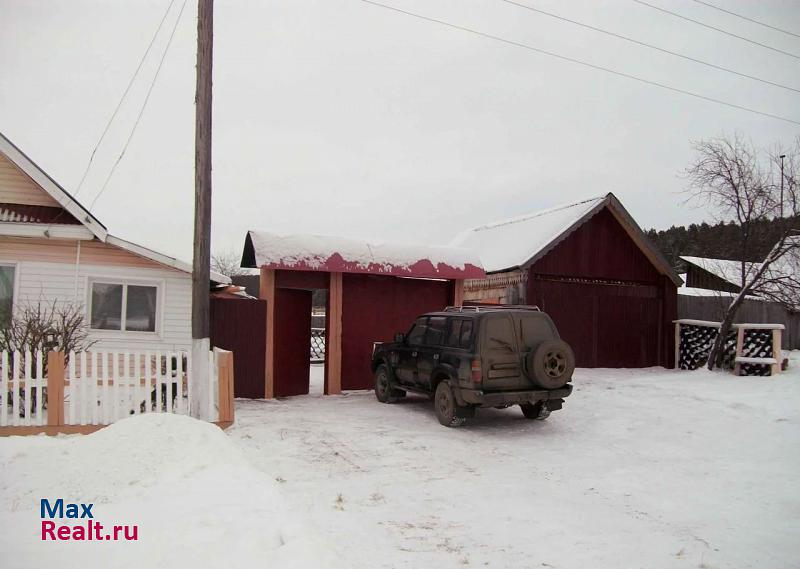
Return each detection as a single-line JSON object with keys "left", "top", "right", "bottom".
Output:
{"left": 230, "top": 356, "right": 800, "bottom": 569}
{"left": 2, "top": 359, "right": 798, "bottom": 569}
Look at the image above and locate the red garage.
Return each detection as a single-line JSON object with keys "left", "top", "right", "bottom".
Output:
{"left": 238, "top": 231, "right": 484, "bottom": 397}
{"left": 456, "top": 193, "right": 681, "bottom": 368}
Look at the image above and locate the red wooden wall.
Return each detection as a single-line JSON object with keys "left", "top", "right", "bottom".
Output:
{"left": 526, "top": 207, "right": 677, "bottom": 368}
{"left": 210, "top": 298, "right": 266, "bottom": 398}
{"left": 341, "top": 274, "right": 450, "bottom": 390}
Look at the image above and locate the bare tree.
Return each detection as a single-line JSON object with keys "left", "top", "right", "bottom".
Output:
{"left": 211, "top": 249, "right": 246, "bottom": 278}
{"left": 0, "top": 300, "right": 97, "bottom": 375}
{"left": 685, "top": 134, "right": 800, "bottom": 370}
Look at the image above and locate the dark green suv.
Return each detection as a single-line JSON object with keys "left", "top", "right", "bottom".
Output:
{"left": 371, "top": 306, "right": 575, "bottom": 427}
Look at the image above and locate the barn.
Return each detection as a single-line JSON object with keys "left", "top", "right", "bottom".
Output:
{"left": 454, "top": 193, "right": 681, "bottom": 368}
{"left": 224, "top": 230, "right": 484, "bottom": 398}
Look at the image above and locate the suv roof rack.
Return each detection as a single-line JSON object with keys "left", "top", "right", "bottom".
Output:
{"left": 444, "top": 305, "right": 541, "bottom": 313}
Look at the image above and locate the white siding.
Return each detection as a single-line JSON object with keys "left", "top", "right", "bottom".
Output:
{"left": 4, "top": 255, "right": 192, "bottom": 353}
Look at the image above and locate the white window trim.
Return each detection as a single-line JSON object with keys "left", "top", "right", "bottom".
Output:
{"left": 85, "top": 276, "right": 165, "bottom": 339}
{"left": 0, "top": 260, "right": 20, "bottom": 319}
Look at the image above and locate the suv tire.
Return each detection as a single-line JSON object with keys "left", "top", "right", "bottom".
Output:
{"left": 520, "top": 401, "right": 550, "bottom": 420}
{"left": 527, "top": 340, "right": 575, "bottom": 390}
{"left": 434, "top": 380, "right": 466, "bottom": 428}
{"left": 374, "top": 364, "right": 399, "bottom": 403}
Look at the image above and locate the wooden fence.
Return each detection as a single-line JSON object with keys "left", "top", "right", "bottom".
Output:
{"left": 678, "top": 294, "right": 799, "bottom": 349}
{"left": 0, "top": 349, "right": 234, "bottom": 435}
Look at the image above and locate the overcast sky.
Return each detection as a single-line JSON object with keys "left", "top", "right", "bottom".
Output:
{"left": 1, "top": 0, "right": 798, "bottom": 263}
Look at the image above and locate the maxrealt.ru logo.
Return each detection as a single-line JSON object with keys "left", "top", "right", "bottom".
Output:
{"left": 40, "top": 499, "right": 138, "bottom": 541}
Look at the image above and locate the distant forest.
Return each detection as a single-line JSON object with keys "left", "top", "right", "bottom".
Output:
{"left": 646, "top": 215, "right": 800, "bottom": 271}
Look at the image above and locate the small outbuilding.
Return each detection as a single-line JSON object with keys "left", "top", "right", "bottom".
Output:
{"left": 454, "top": 193, "right": 681, "bottom": 368}
{"left": 236, "top": 231, "right": 484, "bottom": 397}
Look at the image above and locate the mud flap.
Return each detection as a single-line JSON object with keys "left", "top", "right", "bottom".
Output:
{"left": 546, "top": 398, "right": 564, "bottom": 411}
{"left": 455, "top": 405, "right": 476, "bottom": 418}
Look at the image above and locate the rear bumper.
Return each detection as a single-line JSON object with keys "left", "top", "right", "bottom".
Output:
{"left": 456, "top": 384, "right": 573, "bottom": 407}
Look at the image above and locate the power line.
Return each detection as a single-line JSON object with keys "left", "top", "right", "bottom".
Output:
{"left": 632, "top": 0, "right": 800, "bottom": 61}
{"left": 355, "top": 0, "right": 800, "bottom": 126}
{"left": 89, "top": 0, "right": 189, "bottom": 211}
{"left": 498, "top": 0, "right": 800, "bottom": 94}
{"left": 74, "top": 0, "right": 177, "bottom": 197}
{"left": 689, "top": 0, "right": 800, "bottom": 40}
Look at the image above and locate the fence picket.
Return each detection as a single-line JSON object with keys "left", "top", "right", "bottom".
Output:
{"left": 22, "top": 350, "right": 32, "bottom": 426}
{"left": 68, "top": 352, "right": 76, "bottom": 424}
{"left": 166, "top": 351, "right": 175, "bottom": 414}
{"left": 11, "top": 351, "right": 20, "bottom": 424}
{"left": 176, "top": 352, "right": 185, "bottom": 415}
{"left": 100, "top": 352, "right": 108, "bottom": 424}
{"left": 112, "top": 353, "right": 120, "bottom": 422}
{"left": 155, "top": 351, "right": 163, "bottom": 413}
{"left": 90, "top": 352, "right": 99, "bottom": 425}
{"left": 124, "top": 352, "right": 132, "bottom": 417}
{"left": 35, "top": 351, "right": 44, "bottom": 426}
{"left": 80, "top": 351, "right": 88, "bottom": 425}
{"left": 1, "top": 351, "right": 8, "bottom": 427}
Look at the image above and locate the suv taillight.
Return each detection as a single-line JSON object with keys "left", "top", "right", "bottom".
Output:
{"left": 470, "top": 358, "right": 482, "bottom": 383}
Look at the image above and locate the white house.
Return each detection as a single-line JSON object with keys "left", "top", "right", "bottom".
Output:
{"left": 0, "top": 131, "right": 228, "bottom": 353}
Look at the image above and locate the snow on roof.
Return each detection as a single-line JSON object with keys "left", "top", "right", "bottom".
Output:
{"left": 451, "top": 195, "right": 607, "bottom": 273}
{"left": 242, "top": 231, "right": 485, "bottom": 280}
{"left": 680, "top": 256, "right": 753, "bottom": 287}
{"left": 678, "top": 286, "right": 759, "bottom": 300}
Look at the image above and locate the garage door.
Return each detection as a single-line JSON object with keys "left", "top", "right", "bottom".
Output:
{"left": 529, "top": 278, "right": 662, "bottom": 368}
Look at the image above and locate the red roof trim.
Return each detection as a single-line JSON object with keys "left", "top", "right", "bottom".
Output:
{"left": 259, "top": 253, "right": 484, "bottom": 280}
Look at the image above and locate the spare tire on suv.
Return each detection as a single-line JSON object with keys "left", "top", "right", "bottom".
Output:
{"left": 526, "top": 339, "right": 575, "bottom": 389}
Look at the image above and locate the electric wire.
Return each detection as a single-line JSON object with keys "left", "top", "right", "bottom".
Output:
{"left": 632, "top": 0, "right": 800, "bottom": 61}
{"left": 88, "top": 0, "right": 188, "bottom": 211}
{"left": 689, "top": 0, "right": 800, "bottom": 40}
{"left": 497, "top": 0, "right": 800, "bottom": 94}
{"left": 74, "top": 0, "right": 177, "bottom": 197}
{"left": 355, "top": 0, "right": 800, "bottom": 126}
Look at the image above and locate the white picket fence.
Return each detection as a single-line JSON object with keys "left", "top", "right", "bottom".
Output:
{"left": 1, "top": 350, "right": 222, "bottom": 428}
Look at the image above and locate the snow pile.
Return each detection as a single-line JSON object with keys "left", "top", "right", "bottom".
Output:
{"left": 0, "top": 414, "right": 346, "bottom": 569}
{"left": 245, "top": 230, "right": 483, "bottom": 276}
{"left": 451, "top": 194, "right": 606, "bottom": 272}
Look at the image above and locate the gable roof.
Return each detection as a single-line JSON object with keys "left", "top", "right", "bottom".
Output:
{"left": 452, "top": 192, "right": 682, "bottom": 285}
{"left": 242, "top": 230, "right": 485, "bottom": 280}
{"left": 0, "top": 131, "right": 229, "bottom": 284}
{"left": 0, "top": 131, "right": 107, "bottom": 240}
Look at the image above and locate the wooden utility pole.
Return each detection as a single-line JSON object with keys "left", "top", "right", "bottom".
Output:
{"left": 191, "top": 0, "right": 213, "bottom": 418}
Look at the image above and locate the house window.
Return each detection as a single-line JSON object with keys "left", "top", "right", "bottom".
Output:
{"left": 0, "top": 264, "right": 15, "bottom": 326}
{"left": 90, "top": 281, "right": 158, "bottom": 333}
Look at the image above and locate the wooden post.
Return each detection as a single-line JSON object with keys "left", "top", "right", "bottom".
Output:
{"left": 733, "top": 327, "right": 745, "bottom": 376}
{"left": 192, "top": 0, "right": 213, "bottom": 341}
{"left": 260, "top": 267, "right": 276, "bottom": 399}
{"left": 191, "top": 0, "right": 214, "bottom": 419}
{"left": 326, "top": 272, "right": 343, "bottom": 395}
{"left": 674, "top": 321, "right": 681, "bottom": 370}
{"left": 216, "top": 350, "right": 234, "bottom": 423}
{"left": 47, "top": 352, "right": 65, "bottom": 427}
{"left": 772, "top": 329, "right": 783, "bottom": 376}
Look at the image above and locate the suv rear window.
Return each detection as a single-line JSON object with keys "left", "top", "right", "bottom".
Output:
{"left": 446, "top": 318, "right": 473, "bottom": 349}
{"left": 425, "top": 316, "right": 447, "bottom": 346}
{"left": 485, "top": 315, "right": 516, "bottom": 350}
{"left": 518, "top": 315, "right": 554, "bottom": 351}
